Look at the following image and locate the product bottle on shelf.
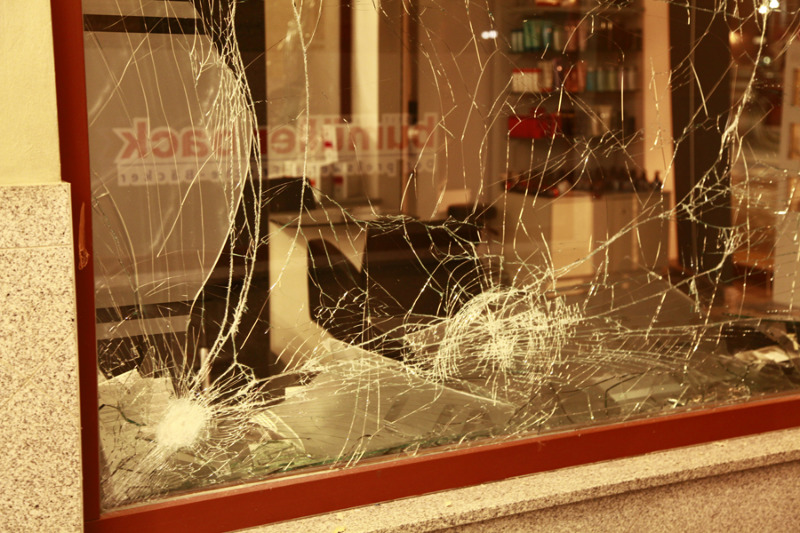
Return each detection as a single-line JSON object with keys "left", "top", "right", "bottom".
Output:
{"left": 542, "top": 20, "right": 554, "bottom": 48}
{"left": 540, "top": 61, "right": 554, "bottom": 91}
{"left": 576, "top": 20, "right": 588, "bottom": 51}
{"left": 552, "top": 25, "right": 566, "bottom": 51}
{"left": 586, "top": 67, "right": 597, "bottom": 92}
{"left": 564, "top": 21, "right": 579, "bottom": 52}
{"left": 624, "top": 66, "right": 638, "bottom": 91}
{"left": 576, "top": 61, "right": 587, "bottom": 92}
{"left": 511, "top": 29, "right": 524, "bottom": 53}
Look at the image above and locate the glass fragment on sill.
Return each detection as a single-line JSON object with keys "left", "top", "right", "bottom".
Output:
{"left": 81, "top": 0, "right": 800, "bottom": 508}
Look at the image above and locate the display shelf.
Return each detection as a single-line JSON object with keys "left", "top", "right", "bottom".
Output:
{"left": 493, "top": 0, "right": 646, "bottom": 186}
{"left": 503, "top": 1, "right": 644, "bottom": 17}
{"left": 508, "top": 89, "right": 640, "bottom": 96}
{"left": 506, "top": 12, "right": 642, "bottom": 55}
{"left": 507, "top": 56, "right": 640, "bottom": 93}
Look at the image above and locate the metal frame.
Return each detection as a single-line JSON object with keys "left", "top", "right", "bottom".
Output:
{"left": 50, "top": 0, "right": 101, "bottom": 522}
{"left": 50, "top": 0, "right": 800, "bottom": 531}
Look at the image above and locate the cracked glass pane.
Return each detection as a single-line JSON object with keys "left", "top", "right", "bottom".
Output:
{"left": 83, "top": 0, "right": 800, "bottom": 509}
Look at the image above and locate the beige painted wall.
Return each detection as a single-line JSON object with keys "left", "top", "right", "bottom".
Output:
{"left": 0, "top": 0, "right": 61, "bottom": 185}
{"left": 643, "top": 0, "right": 678, "bottom": 262}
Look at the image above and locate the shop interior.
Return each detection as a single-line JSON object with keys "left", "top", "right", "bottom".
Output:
{"left": 82, "top": 0, "right": 800, "bottom": 509}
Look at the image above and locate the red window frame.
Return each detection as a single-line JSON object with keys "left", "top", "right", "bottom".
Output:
{"left": 50, "top": 1, "right": 800, "bottom": 531}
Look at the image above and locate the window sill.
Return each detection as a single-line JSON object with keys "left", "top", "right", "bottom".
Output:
{"left": 243, "top": 426, "right": 800, "bottom": 532}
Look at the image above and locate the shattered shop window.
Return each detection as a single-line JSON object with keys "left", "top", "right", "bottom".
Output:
{"left": 85, "top": 0, "right": 800, "bottom": 509}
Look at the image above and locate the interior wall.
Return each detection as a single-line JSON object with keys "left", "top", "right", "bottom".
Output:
{"left": 643, "top": 0, "right": 677, "bottom": 262}
{"left": 643, "top": 0, "right": 675, "bottom": 188}
{"left": 265, "top": 0, "right": 341, "bottom": 124}
{"left": 352, "top": 1, "right": 380, "bottom": 120}
{"left": 413, "top": 0, "right": 495, "bottom": 220}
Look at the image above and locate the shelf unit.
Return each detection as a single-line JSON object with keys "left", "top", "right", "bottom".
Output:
{"left": 491, "top": 0, "right": 647, "bottom": 196}
{"left": 485, "top": 0, "right": 665, "bottom": 282}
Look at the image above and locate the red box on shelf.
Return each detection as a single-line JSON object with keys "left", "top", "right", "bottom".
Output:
{"left": 508, "top": 112, "right": 561, "bottom": 139}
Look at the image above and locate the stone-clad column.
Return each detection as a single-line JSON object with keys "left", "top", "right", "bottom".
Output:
{"left": 0, "top": 183, "right": 82, "bottom": 531}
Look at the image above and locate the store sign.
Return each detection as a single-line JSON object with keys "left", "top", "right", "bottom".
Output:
{"left": 259, "top": 113, "right": 441, "bottom": 178}
{"left": 109, "top": 113, "right": 440, "bottom": 185}
{"left": 112, "top": 119, "right": 242, "bottom": 186}
{"left": 114, "top": 119, "right": 236, "bottom": 161}
{"left": 85, "top": 30, "right": 251, "bottom": 307}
